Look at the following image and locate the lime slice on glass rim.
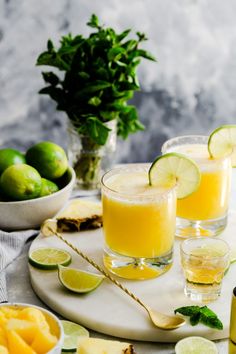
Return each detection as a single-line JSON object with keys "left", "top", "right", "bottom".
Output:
{"left": 58, "top": 265, "right": 104, "bottom": 293}
{"left": 175, "top": 336, "right": 218, "bottom": 354}
{"left": 208, "top": 125, "right": 236, "bottom": 166}
{"left": 28, "top": 247, "right": 72, "bottom": 270}
{"left": 61, "top": 320, "right": 89, "bottom": 352}
{"left": 148, "top": 152, "right": 201, "bottom": 199}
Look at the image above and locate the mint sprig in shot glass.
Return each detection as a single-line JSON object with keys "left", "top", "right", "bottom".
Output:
{"left": 180, "top": 237, "right": 230, "bottom": 302}
{"left": 162, "top": 135, "right": 232, "bottom": 237}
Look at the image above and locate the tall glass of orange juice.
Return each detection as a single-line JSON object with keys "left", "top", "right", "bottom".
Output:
{"left": 162, "top": 136, "right": 231, "bottom": 237}
{"left": 101, "top": 164, "right": 176, "bottom": 280}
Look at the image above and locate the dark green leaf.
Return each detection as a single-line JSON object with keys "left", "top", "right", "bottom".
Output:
{"left": 174, "top": 306, "right": 201, "bottom": 317}
{"left": 75, "top": 81, "right": 111, "bottom": 98}
{"left": 190, "top": 313, "right": 201, "bottom": 326}
{"left": 130, "top": 49, "right": 156, "bottom": 61}
{"left": 42, "top": 72, "right": 59, "bottom": 86}
{"left": 87, "top": 117, "right": 110, "bottom": 145}
{"left": 87, "top": 14, "right": 101, "bottom": 29}
{"left": 47, "top": 39, "right": 54, "bottom": 52}
{"left": 88, "top": 97, "right": 101, "bottom": 107}
{"left": 108, "top": 47, "right": 126, "bottom": 61}
{"left": 199, "top": 306, "right": 223, "bottom": 330}
{"left": 136, "top": 32, "right": 148, "bottom": 42}
{"left": 117, "top": 29, "right": 131, "bottom": 42}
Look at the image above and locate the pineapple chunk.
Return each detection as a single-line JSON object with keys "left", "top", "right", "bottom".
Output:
{"left": 0, "top": 312, "right": 7, "bottom": 327}
{"left": 0, "top": 345, "right": 8, "bottom": 354}
{"left": 18, "top": 308, "right": 50, "bottom": 332}
{"left": 0, "top": 308, "right": 18, "bottom": 320}
{"left": 6, "top": 318, "right": 37, "bottom": 344}
{"left": 31, "top": 327, "right": 58, "bottom": 354}
{"left": 7, "top": 330, "right": 36, "bottom": 354}
{"left": 0, "top": 328, "right": 7, "bottom": 348}
{"left": 77, "top": 337, "right": 135, "bottom": 354}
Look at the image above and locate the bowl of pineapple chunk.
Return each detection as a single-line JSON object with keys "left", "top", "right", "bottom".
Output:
{"left": 0, "top": 302, "right": 64, "bottom": 354}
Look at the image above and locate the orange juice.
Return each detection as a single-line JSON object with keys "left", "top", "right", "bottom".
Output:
{"left": 173, "top": 144, "right": 231, "bottom": 220}
{"left": 162, "top": 136, "right": 232, "bottom": 237}
{"left": 101, "top": 165, "right": 176, "bottom": 279}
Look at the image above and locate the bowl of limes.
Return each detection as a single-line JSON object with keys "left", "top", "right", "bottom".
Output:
{"left": 0, "top": 141, "right": 76, "bottom": 230}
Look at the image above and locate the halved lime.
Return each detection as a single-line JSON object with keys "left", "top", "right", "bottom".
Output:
{"left": 175, "top": 336, "right": 218, "bottom": 354}
{"left": 208, "top": 125, "right": 236, "bottom": 167}
{"left": 58, "top": 265, "right": 104, "bottom": 293}
{"left": 28, "top": 248, "right": 72, "bottom": 270}
{"left": 148, "top": 152, "right": 201, "bottom": 199}
{"left": 61, "top": 320, "right": 89, "bottom": 352}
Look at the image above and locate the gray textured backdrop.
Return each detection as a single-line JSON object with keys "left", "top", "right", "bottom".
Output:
{"left": 1, "top": 0, "right": 236, "bottom": 162}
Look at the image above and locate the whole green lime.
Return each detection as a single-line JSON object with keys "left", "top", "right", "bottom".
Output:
{"left": 26, "top": 141, "right": 68, "bottom": 180}
{"left": 39, "top": 178, "right": 59, "bottom": 197}
{"left": 0, "top": 148, "right": 26, "bottom": 174}
{"left": 0, "top": 164, "right": 42, "bottom": 201}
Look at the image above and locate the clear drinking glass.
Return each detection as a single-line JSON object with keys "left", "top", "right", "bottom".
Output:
{"left": 180, "top": 237, "right": 230, "bottom": 302}
{"left": 101, "top": 164, "right": 177, "bottom": 280}
{"left": 162, "top": 135, "right": 232, "bottom": 237}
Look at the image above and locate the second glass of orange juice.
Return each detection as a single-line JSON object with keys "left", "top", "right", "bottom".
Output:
{"left": 162, "top": 136, "right": 231, "bottom": 237}
{"left": 101, "top": 165, "right": 176, "bottom": 280}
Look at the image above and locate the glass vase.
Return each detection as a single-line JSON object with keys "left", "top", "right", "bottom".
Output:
{"left": 67, "top": 119, "right": 117, "bottom": 194}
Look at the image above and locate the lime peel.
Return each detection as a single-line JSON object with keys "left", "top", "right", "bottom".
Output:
{"left": 28, "top": 247, "right": 72, "bottom": 270}
{"left": 148, "top": 152, "right": 201, "bottom": 199}
{"left": 175, "top": 336, "right": 218, "bottom": 354}
{"left": 208, "top": 125, "right": 236, "bottom": 167}
{"left": 58, "top": 265, "right": 104, "bottom": 293}
{"left": 61, "top": 320, "right": 89, "bottom": 352}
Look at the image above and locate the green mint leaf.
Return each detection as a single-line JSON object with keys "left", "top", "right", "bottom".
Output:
{"left": 42, "top": 72, "right": 59, "bottom": 86}
{"left": 199, "top": 306, "right": 223, "bottom": 330}
{"left": 87, "top": 117, "right": 110, "bottom": 145}
{"left": 88, "top": 97, "right": 101, "bottom": 107}
{"left": 190, "top": 312, "right": 201, "bottom": 326}
{"left": 87, "top": 14, "right": 100, "bottom": 29}
{"left": 174, "top": 306, "right": 201, "bottom": 317}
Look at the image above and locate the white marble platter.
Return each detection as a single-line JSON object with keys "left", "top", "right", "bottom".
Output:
{"left": 28, "top": 211, "right": 236, "bottom": 343}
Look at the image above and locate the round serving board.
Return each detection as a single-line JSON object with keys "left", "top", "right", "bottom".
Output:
{"left": 29, "top": 211, "right": 236, "bottom": 343}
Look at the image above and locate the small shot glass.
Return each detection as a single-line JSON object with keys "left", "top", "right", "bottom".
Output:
{"left": 180, "top": 237, "right": 230, "bottom": 302}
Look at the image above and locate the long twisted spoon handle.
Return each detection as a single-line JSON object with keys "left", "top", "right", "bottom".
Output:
{"left": 42, "top": 222, "right": 148, "bottom": 313}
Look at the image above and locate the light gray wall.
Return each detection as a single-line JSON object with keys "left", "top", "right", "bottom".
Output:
{"left": 1, "top": 0, "right": 236, "bottom": 162}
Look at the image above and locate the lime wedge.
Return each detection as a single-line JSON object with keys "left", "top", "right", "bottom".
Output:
{"left": 230, "top": 248, "right": 236, "bottom": 264}
{"left": 148, "top": 152, "right": 201, "bottom": 199}
{"left": 58, "top": 265, "right": 104, "bottom": 293}
{"left": 61, "top": 320, "right": 89, "bottom": 352}
{"left": 28, "top": 248, "right": 72, "bottom": 270}
{"left": 175, "top": 336, "right": 218, "bottom": 354}
{"left": 208, "top": 125, "right": 236, "bottom": 166}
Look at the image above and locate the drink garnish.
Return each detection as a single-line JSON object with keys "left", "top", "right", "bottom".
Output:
{"left": 148, "top": 152, "right": 201, "bottom": 199}
{"left": 208, "top": 124, "right": 236, "bottom": 166}
{"left": 174, "top": 305, "right": 223, "bottom": 330}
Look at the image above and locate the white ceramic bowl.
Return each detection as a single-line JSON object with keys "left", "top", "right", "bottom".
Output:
{"left": 0, "top": 166, "right": 75, "bottom": 230}
{"left": 0, "top": 302, "right": 64, "bottom": 353}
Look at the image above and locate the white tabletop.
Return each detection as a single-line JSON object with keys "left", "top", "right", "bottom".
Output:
{"left": 6, "top": 170, "right": 236, "bottom": 353}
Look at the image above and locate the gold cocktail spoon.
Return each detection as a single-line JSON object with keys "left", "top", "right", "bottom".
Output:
{"left": 41, "top": 219, "right": 185, "bottom": 331}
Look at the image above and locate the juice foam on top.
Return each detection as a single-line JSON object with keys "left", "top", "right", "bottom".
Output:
{"left": 105, "top": 171, "right": 168, "bottom": 196}
{"left": 170, "top": 144, "right": 210, "bottom": 160}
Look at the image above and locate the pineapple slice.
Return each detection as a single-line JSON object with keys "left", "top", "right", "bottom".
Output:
{"left": 0, "top": 328, "right": 7, "bottom": 348}
{"left": 0, "top": 308, "right": 18, "bottom": 319}
{"left": 7, "top": 330, "right": 36, "bottom": 354}
{"left": 17, "top": 308, "right": 50, "bottom": 332}
{"left": 31, "top": 327, "right": 58, "bottom": 354}
{"left": 77, "top": 337, "right": 136, "bottom": 354}
{"left": 6, "top": 318, "right": 37, "bottom": 344}
{"left": 0, "top": 345, "right": 8, "bottom": 354}
{"left": 0, "top": 312, "right": 7, "bottom": 327}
